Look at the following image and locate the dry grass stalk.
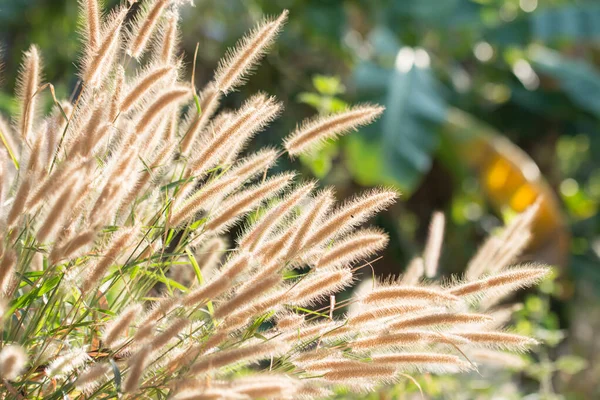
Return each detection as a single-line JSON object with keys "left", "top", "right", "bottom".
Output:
{"left": 423, "top": 211, "right": 445, "bottom": 278}
{"left": 400, "top": 257, "right": 425, "bottom": 285}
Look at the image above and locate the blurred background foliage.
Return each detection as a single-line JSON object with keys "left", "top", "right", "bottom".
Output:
{"left": 1, "top": 0, "right": 600, "bottom": 397}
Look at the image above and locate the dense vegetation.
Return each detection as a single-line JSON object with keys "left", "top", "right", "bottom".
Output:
{"left": 1, "top": 0, "right": 598, "bottom": 398}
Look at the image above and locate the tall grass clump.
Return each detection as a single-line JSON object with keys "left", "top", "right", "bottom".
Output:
{"left": 0, "top": 1, "right": 548, "bottom": 398}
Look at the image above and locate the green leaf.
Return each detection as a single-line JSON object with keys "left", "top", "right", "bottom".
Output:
{"left": 555, "top": 355, "right": 587, "bottom": 375}
{"left": 312, "top": 75, "right": 345, "bottom": 96}
{"left": 531, "top": 48, "right": 600, "bottom": 117}
{"left": 299, "top": 141, "right": 338, "bottom": 178}
{"left": 381, "top": 59, "right": 447, "bottom": 193}
{"left": 344, "top": 134, "right": 391, "bottom": 187}
{"left": 297, "top": 92, "right": 324, "bottom": 109}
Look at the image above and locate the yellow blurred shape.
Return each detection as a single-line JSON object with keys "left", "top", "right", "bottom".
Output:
{"left": 510, "top": 184, "right": 538, "bottom": 212}
{"left": 486, "top": 158, "right": 511, "bottom": 190}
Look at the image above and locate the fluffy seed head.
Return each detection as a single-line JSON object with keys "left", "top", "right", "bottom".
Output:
{"left": 0, "top": 344, "right": 28, "bottom": 381}
{"left": 214, "top": 10, "right": 288, "bottom": 93}
{"left": 284, "top": 105, "right": 384, "bottom": 157}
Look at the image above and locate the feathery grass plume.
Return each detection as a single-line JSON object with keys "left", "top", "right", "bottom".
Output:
{"left": 304, "top": 188, "right": 397, "bottom": 249}
{"left": 239, "top": 182, "right": 315, "bottom": 252}
{"left": 224, "top": 288, "right": 289, "bottom": 330}
{"left": 254, "top": 223, "right": 300, "bottom": 266}
{"left": 289, "top": 268, "right": 354, "bottom": 306}
{"left": 455, "top": 332, "right": 538, "bottom": 351}
{"left": 170, "top": 174, "right": 239, "bottom": 227}
{"left": 148, "top": 318, "right": 190, "bottom": 352}
{"left": 102, "top": 304, "right": 143, "bottom": 349}
{"left": 316, "top": 228, "right": 389, "bottom": 269}
{"left": 351, "top": 331, "right": 468, "bottom": 350}
{"left": 120, "top": 65, "right": 175, "bottom": 113}
{"left": 361, "top": 285, "right": 460, "bottom": 306}
{"left": 109, "top": 66, "right": 125, "bottom": 121}
{"left": 400, "top": 257, "right": 425, "bottom": 285}
{"left": 0, "top": 344, "right": 28, "bottom": 381}
{"left": 284, "top": 105, "right": 385, "bottom": 157}
{"left": 51, "top": 229, "right": 97, "bottom": 267}
{"left": 133, "top": 297, "right": 179, "bottom": 343}
{"left": 127, "top": 0, "right": 169, "bottom": 59}
{"left": 301, "top": 358, "right": 376, "bottom": 373}
{"left": 447, "top": 266, "right": 550, "bottom": 300}
{"left": 228, "top": 148, "right": 278, "bottom": 183}
{"left": 186, "top": 94, "right": 281, "bottom": 178}
{"left": 0, "top": 249, "right": 16, "bottom": 295}
{"left": 230, "top": 375, "right": 300, "bottom": 399}
{"left": 82, "top": 6, "right": 126, "bottom": 88}
{"left": 389, "top": 312, "right": 492, "bottom": 331}
{"left": 423, "top": 211, "right": 444, "bottom": 278}
{"left": 7, "top": 174, "right": 33, "bottom": 228}
{"left": 192, "top": 236, "right": 228, "bottom": 280}
{"left": 172, "top": 387, "right": 247, "bottom": 400}
{"left": 25, "top": 129, "right": 46, "bottom": 178}
{"left": 205, "top": 172, "right": 295, "bottom": 233}
{"left": 71, "top": 104, "right": 109, "bottom": 157}
{"left": 36, "top": 179, "right": 84, "bottom": 243}
{"left": 188, "top": 340, "right": 280, "bottom": 375}
{"left": 26, "top": 159, "right": 89, "bottom": 209}
{"left": 134, "top": 86, "right": 190, "bottom": 134}
{"left": 45, "top": 347, "right": 91, "bottom": 378}
{"left": 214, "top": 273, "right": 281, "bottom": 319}
{"left": 157, "top": 11, "right": 179, "bottom": 65}
{"left": 179, "top": 83, "right": 221, "bottom": 155}
{"left": 122, "top": 347, "right": 150, "bottom": 393}
{"left": 466, "top": 201, "right": 539, "bottom": 280}
{"left": 42, "top": 102, "right": 71, "bottom": 168}
{"left": 371, "top": 353, "right": 472, "bottom": 372}
{"left": 348, "top": 305, "right": 426, "bottom": 326}
{"left": 81, "top": 227, "right": 138, "bottom": 294}
{"left": 214, "top": 10, "right": 288, "bottom": 93}
{"left": 120, "top": 142, "right": 176, "bottom": 212}
{"left": 276, "top": 311, "right": 305, "bottom": 330}
{"left": 16, "top": 45, "right": 42, "bottom": 144}
{"left": 323, "top": 364, "right": 397, "bottom": 382}
{"left": 75, "top": 362, "right": 112, "bottom": 393}
{"left": 285, "top": 188, "right": 335, "bottom": 258}
{"left": 182, "top": 254, "right": 250, "bottom": 307}
{"left": 80, "top": 0, "right": 102, "bottom": 51}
